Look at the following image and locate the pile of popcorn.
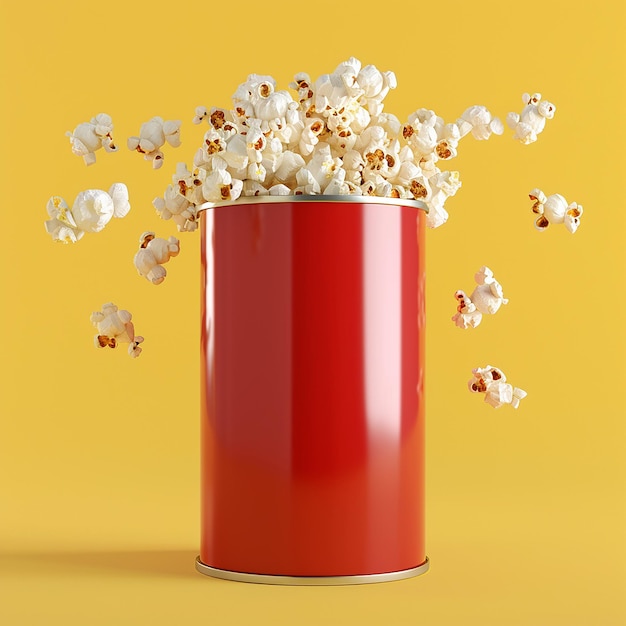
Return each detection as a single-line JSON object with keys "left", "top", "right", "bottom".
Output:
{"left": 154, "top": 58, "right": 511, "bottom": 232}
{"left": 45, "top": 57, "right": 584, "bottom": 408}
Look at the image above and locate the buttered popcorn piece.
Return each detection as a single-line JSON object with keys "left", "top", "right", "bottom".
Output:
{"left": 128, "top": 117, "right": 182, "bottom": 169}
{"left": 468, "top": 365, "right": 527, "bottom": 409}
{"left": 529, "top": 188, "right": 583, "bottom": 233}
{"left": 90, "top": 303, "right": 144, "bottom": 358}
{"left": 66, "top": 113, "right": 118, "bottom": 166}
{"left": 44, "top": 183, "right": 130, "bottom": 243}
{"left": 452, "top": 266, "right": 508, "bottom": 328}
{"left": 507, "top": 93, "right": 556, "bottom": 144}
{"left": 133, "top": 232, "right": 180, "bottom": 285}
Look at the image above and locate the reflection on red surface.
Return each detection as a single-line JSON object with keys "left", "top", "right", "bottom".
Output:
{"left": 200, "top": 201, "right": 426, "bottom": 576}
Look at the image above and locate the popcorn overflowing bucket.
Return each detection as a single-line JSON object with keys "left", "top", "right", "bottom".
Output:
{"left": 196, "top": 195, "right": 429, "bottom": 584}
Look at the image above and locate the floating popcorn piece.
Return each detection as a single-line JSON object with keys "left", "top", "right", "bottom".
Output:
{"left": 529, "top": 189, "right": 583, "bottom": 232}
{"left": 128, "top": 117, "right": 182, "bottom": 169}
{"left": 133, "top": 232, "right": 180, "bottom": 285}
{"left": 452, "top": 266, "right": 508, "bottom": 328}
{"left": 66, "top": 113, "right": 118, "bottom": 166}
{"left": 108, "top": 183, "right": 131, "bottom": 218}
{"left": 193, "top": 106, "right": 208, "bottom": 125}
{"left": 468, "top": 365, "right": 526, "bottom": 409}
{"left": 44, "top": 196, "right": 84, "bottom": 243}
{"left": 510, "top": 387, "right": 528, "bottom": 409}
{"left": 564, "top": 202, "right": 584, "bottom": 233}
{"left": 472, "top": 265, "right": 508, "bottom": 315}
{"left": 456, "top": 105, "right": 504, "bottom": 141}
{"left": 44, "top": 184, "right": 130, "bottom": 243}
{"left": 451, "top": 290, "right": 482, "bottom": 329}
{"left": 71, "top": 189, "right": 115, "bottom": 233}
{"left": 507, "top": 93, "right": 556, "bottom": 144}
{"left": 91, "top": 303, "right": 143, "bottom": 358}
{"left": 484, "top": 381, "right": 513, "bottom": 408}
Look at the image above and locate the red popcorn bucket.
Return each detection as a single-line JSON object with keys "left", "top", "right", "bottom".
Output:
{"left": 197, "top": 196, "right": 429, "bottom": 585}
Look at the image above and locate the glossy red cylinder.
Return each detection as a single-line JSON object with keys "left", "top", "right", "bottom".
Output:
{"left": 199, "top": 197, "right": 427, "bottom": 580}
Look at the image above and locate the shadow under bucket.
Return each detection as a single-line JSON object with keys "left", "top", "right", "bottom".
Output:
{"left": 198, "top": 196, "right": 428, "bottom": 585}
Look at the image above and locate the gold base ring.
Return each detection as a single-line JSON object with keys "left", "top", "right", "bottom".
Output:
{"left": 195, "top": 556, "right": 429, "bottom": 585}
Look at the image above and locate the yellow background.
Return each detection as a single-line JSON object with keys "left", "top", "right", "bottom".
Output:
{"left": 1, "top": 0, "right": 625, "bottom": 623}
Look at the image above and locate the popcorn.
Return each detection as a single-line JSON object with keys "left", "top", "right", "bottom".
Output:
{"left": 44, "top": 183, "right": 130, "bottom": 243}
{"left": 403, "top": 113, "right": 438, "bottom": 157}
{"left": 133, "top": 232, "right": 180, "bottom": 285}
{"left": 295, "top": 168, "right": 321, "bottom": 195}
{"left": 108, "top": 183, "right": 131, "bottom": 218}
{"left": 451, "top": 290, "right": 482, "bottom": 329}
{"left": 452, "top": 266, "right": 508, "bottom": 328}
{"left": 220, "top": 134, "right": 249, "bottom": 170}
{"left": 564, "top": 203, "right": 584, "bottom": 233}
{"left": 128, "top": 117, "right": 182, "bottom": 169}
{"left": 204, "top": 108, "right": 234, "bottom": 131}
{"left": 456, "top": 106, "right": 504, "bottom": 141}
{"left": 66, "top": 113, "right": 118, "bottom": 166}
{"left": 157, "top": 59, "right": 511, "bottom": 230}
{"left": 245, "top": 123, "right": 267, "bottom": 163}
{"left": 314, "top": 57, "right": 361, "bottom": 112}
{"left": 269, "top": 183, "right": 292, "bottom": 196}
{"left": 192, "top": 106, "right": 208, "bottom": 125}
{"left": 472, "top": 266, "right": 508, "bottom": 315}
{"left": 231, "top": 74, "right": 296, "bottom": 137}
{"left": 254, "top": 87, "right": 292, "bottom": 123}
{"left": 44, "top": 196, "right": 83, "bottom": 244}
{"left": 301, "top": 144, "right": 342, "bottom": 192}
{"left": 261, "top": 137, "right": 285, "bottom": 175}
{"left": 202, "top": 168, "right": 243, "bottom": 203}
{"left": 299, "top": 117, "right": 326, "bottom": 156}
{"left": 507, "top": 93, "right": 556, "bottom": 144}
{"left": 90, "top": 303, "right": 144, "bottom": 358}
{"left": 242, "top": 180, "right": 269, "bottom": 196}
{"left": 290, "top": 72, "right": 314, "bottom": 107}
{"left": 273, "top": 151, "right": 305, "bottom": 185}
{"left": 247, "top": 161, "right": 267, "bottom": 183}
{"left": 529, "top": 188, "right": 583, "bottom": 233}
{"left": 357, "top": 65, "right": 397, "bottom": 116}
{"left": 468, "top": 366, "right": 527, "bottom": 409}
{"left": 424, "top": 171, "right": 460, "bottom": 229}
{"left": 51, "top": 59, "right": 576, "bottom": 418}
{"left": 153, "top": 163, "right": 204, "bottom": 233}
